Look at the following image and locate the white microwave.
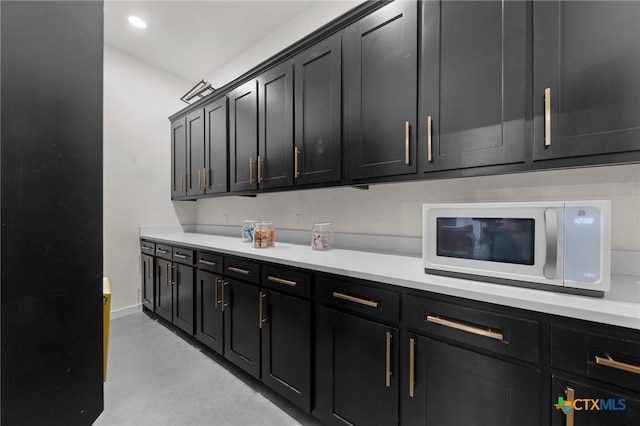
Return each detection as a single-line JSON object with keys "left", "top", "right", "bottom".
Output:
{"left": 422, "top": 201, "right": 611, "bottom": 297}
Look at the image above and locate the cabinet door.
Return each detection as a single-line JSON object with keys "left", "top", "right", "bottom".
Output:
{"left": 141, "top": 253, "right": 154, "bottom": 311}
{"left": 155, "top": 258, "right": 173, "bottom": 322}
{"left": 346, "top": 1, "right": 418, "bottom": 180}
{"left": 186, "top": 108, "right": 205, "bottom": 196}
{"left": 400, "top": 334, "right": 540, "bottom": 426}
{"left": 173, "top": 263, "right": 195, "bottom": 335}
{"left": 223, "top": 279, "right": 261, "bottom": 378}
{"left": 229, "top": 80, "right": 258, "bottom": 192}
{"left": 552, "top": 376, "right": 640, "bottom": 426}
{"left": 171, "top": 117, "right": 187, "bottom": 198}
{"left": 294, "top": 34, "right": 342, "bottom": 185}
{"left": 204, "top": 97, "right": 228, "bottom": 194}
{"left": 195, "top": 270, "right": 224, "bottom": 354}
{"left": 534, "top": 1, "right": 640, "bottom": 160}
{"left": 420, "top": 1, "right": 527, "bottom": 172}
{"left": 315, "top": 307, "right": 399, "bottom": 426}
{"left": 261, "top": 290, "right": 311, "bottom": 412}
{"left": 258, "top": 62, "right": 293, "bottom": 189}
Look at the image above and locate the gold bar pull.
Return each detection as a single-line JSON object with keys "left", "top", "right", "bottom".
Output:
{"left": 385, "top": 331, "right": 392, "bottom": 388}
{"left": 259, "top": 291, "right": 267, "bottom": 328}
{"left": 332, "top": 292, "right": 379, "bottom": 308}
{"left": 199, "top": 259, "right": 217, "bottom": 267}
{"left": 268, "top": 276, "right": 297, "bottom": 287}
{"left": 544, "top": 87, "right": 551, "bottom": 147}
{"left": 409, "top": 337, "right": 415, "bottom": 397}
{"left": 566, "top": 387, "right": 575, "bottom": 426}
{"left": 249, "top": 157, "right": 254, "bottom": 184}
{"left": 294, "top": 147, "right": 301, "bottom": 178}
{"left": 228, "top": 266, "right": 250, "bottom": 275}
{"left": 170, "top": 264, "right": 176, "bottom": 286}
{"left": 174, "top": 253, "right": 187, "bottom": 260}
{"left": 258, "top": 156, "right": 264, "bottom": 184}
{"left": 142, "top": 245, "right": 153, "bottom": 251}
{"left": 427, "top": 116, "right": 433, "bottom": 162}
{"left": 404, "top": 121, "right": 410, "bottom": 165}
{"left": 595, "top": 355, "right": 640, "bottom": 375}
{"left": 426, "top": 315, "right": 503, "bottom": 341}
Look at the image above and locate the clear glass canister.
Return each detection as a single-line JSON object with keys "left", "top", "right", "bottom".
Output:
{"left": 242, "top": 220, "right": 258, "bottom": 242}
{"left": 254, "top": 222, "right": 275, "bottom": 248}
{"left": 311, "top": 222, "right": 334, "bottom": 250}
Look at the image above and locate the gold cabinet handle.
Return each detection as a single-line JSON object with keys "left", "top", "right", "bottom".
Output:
{"left": 427, "top": 116, "right": 433, "bottom": 162}
{"left": 332, "top": 292, "right": 378, "bottom": 308}
{"left": 595, "top": 355, "right": 640, "bottom": 375}
{"left": 170, "top": 264, "right": 176, "bottom": 286}
{"left": 267, "top": 276, "right": 297, "bottom": 287}
{"left": 228, "top": 266, "right": 250, "bottom": 275}
{"left": 199, "top": 259, "right": 217, "bottom": 267}
{"left": 385, "top": 331, "right": 392, "bottom": 388}
{"left": 147, "top": 259, "right": 152, "bottom": 279}
{"left": 294, "top": 147, "right": 301, "bottom": 178}
{"left": 565, "top": 387, "right": 575, "bottom": 426}
{"left": 404, "top": 121, "right": 410, "bottom": 165}
{"left": 258, "top": 156, "right": 264, "bottom": 184}
{"left": 157, "top": 248, "right": 169, "bottom": 255}
{"left": 409, "top": 337, "right": 415, "bottom": 397}
{"left": 174, "top": 253, "right": 188, "bottom": 259}
{"left": 426, "top": 315, "right": 503, "bottom": 341}
{"left": 259, "top": 291, "right": 267, "bottom": 329}
{"left": 544, "top": 87, "right": 551, "bottom": 147}
{"left": 249, "top": 157, "right": 254, "bottom": 184}
{"left": 221, "top": 281, "right": 228, "bottom": 312}
{"left": 142, "top": 246, "right": 153, "bottom": 251}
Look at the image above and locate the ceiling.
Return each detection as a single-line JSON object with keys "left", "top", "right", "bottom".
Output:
{"left": 104, "top": 0, "right": 321, "bottom": 83}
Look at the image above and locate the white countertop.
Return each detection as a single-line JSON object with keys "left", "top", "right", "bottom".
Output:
{"left": 140, "top": 231, "right": 640, "bottom": 330}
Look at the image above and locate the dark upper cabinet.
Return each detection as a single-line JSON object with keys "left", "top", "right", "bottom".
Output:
{"left": 534, "top": 1, "right": 640, "bottom": 161}
{"left": 195, "top": 269, "right": 224, "bottom": 354}
{"left": 171, "top": 118, "right": 187, "bottom": 198}
{"left": 142, "top": 253, "right": 154, "bottom": 312}
{"left": 229, "top": 80, "right": 259, "bottom": 192}
{"left": 420, "top": 0, "right": 528, "bottom": 172}
{"left": 204, "top": 97, "right": 229, "bottom": 194}
{"left": 346, "top": 0, "right": 418, "bottom": 181}
{"left": 187, "top": 109, "right": 206, "bottom": 197}
{"left": 293, "top": 33, "right": 342, "bottom": 185}
{"left": 258, "top": 61, "right": 294, "bottom": 189}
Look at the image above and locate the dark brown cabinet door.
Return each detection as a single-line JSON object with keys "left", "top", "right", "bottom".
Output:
{"left": 261, "top": 290, "right": 311, "bottom": 412}
{"left": 294, "top": 34, "right": 342, "bottom": 185}
{"left": 186, "top": 108, "right": 205, "bottom": 196}
{"left": 346, "top": 1, "right": 418, "bottom": 181}
{"left": 400, "top": 333, "right": 540, "bottom": 426}
{"left": 552, "top": 377, "right": 640, "bottom": 426}
{"left": 155, "top": 258, "right": 173, "bottom": 322}
{"left": 534, "top": 1, "right": 640, "bottom": 160}
{"left": 173, "top": 262, "right": 195, "bottom": 335}
{"left": 195, "top": 270, "right": 224, "bottom": 354}
{"left": 204, "top": 97, "right": 228, "bottom": 194}
{"left": 229, "top": 80, "right": 258, "bottom": 192}
{"left": 315, "top": 307, "right": 399, "bottom": 426}
{"left": 223, "top": 279, "right": 261, "bottom": 379}
{"left": 171, "top": 117, "right": 187, "bottom": 198}
{"left": 141, "top": 253, "right": 154, "bottom": 311}
{"left": 420, "top": 0, "right": 527, "bottom": 172}
{"left": 258, "top": 62, "right": 294, "bottom": 189}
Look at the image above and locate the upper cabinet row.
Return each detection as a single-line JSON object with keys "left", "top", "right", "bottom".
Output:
{"left": 171, "top": 0, "right": 640, "bottom": 200}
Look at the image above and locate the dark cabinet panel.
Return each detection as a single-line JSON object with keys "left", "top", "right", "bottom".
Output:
{"left": 171, "top": 118, "right": 187, "bottom": 198}
{"left": 229, "top": 81, "right": 259, "bottom": 192}
{"left": 401, "top": 333, "right": 541, "bottom": 426}
{"left": 173, "top": 262, "right": 195, "bottom": 334}
{"left": 156, "top": 258, "right": 173, "bottom": 322}
{"left": 261, "top": 290, "right": 312, "bottom": 412}
{"left": 294, "top": 33, "right": 342, "bottom": 185}
{"left": 186, "top": 108, "right": 205, "bottom": 196}
{"left": 142, "top": 253, "right": 154, "bottom": 311}
{"left": 534, "top": 1, "right": 640, "bottom": 160}
{"left": 315, "top": 307, "right": 399, "bottom": 426}
{"left": 223, "top": 279, "right": 261, "bottom": 378}
{"left": 347, "top": 0, "right": 418, "bottom": 180}
{"left": 204, "top": 97, "right": 229, "bottom": 194}
{"left": 420, "top": 0, "right": 527, "bottom": 172}
{"left": 196, "top": 270, "right": 224, "bottom": 354}
{"left": 258, "top": 61, "right": 294, "bottom": 189}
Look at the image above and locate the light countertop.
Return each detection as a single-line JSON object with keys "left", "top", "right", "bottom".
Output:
{"left": 140, "top": 231, "right": 640, "bottom": 330}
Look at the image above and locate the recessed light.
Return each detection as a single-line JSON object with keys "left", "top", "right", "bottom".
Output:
{"left": 128, "top": 16, "right": 147, "bottom": 29}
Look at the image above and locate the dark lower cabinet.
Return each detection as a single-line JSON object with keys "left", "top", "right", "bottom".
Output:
{"left": 141, "top": 253, "right": 154, "bottom": 311}
{"left": 401, "top": 333, "right": 540, "bottom": 426}
{"left": 156, "top": 258, "right": 173, "bottom": 322}
{"left": 315, "top": 307, "right": 399, "bottom": 426}
{"left": 261, "top": 289, "right": 312, "bottom": 412}
{"left": 173, "top": 262, "right": 195, "bottom": 334}
{"left": 551, "top": 377, "right": 640, "bottom": 426}
{"left": 223, "top": 278, "right": 261, "bottom": 379}
{"left": 195, "top": 270, "right": 224, "bottom": 354}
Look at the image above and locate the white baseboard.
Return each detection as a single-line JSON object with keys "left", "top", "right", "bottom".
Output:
{"left": 110, "top": 304, "right": 141, "bottom": 320}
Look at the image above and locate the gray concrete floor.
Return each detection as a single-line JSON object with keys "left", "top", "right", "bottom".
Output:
{"left": 94, "top": 312, "right": 322, "bottom": 426}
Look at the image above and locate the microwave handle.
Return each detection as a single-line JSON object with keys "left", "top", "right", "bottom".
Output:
{"left": 544, "top": 209, "right": 558, "bottom": 279}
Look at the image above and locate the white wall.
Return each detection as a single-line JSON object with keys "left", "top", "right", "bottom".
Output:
{"left": 104, "top": 46, "right": 197, "bottom": 313}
